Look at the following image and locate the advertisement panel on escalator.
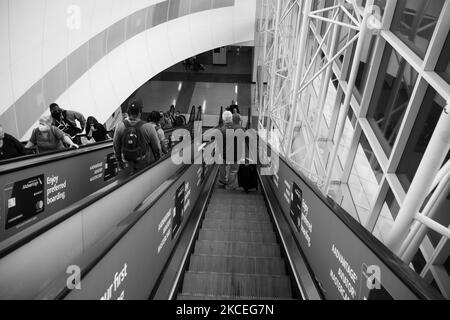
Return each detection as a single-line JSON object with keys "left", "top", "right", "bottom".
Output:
{"left": 263, "top": 142, "right": 441, "bottom": 300}
{"left": 0, "top": 148, "right": 118, "bottom": 248}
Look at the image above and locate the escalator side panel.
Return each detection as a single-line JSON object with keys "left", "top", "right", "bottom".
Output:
{"left": 63, "top": 164, "right": 207, "bottom": 300}
{"left": 0, "top": 157, "right": 186, "bottom": 299}
{"left": 0, "top": 145, "right": 118, "bottom": 255}
{"left": 261, "top": 143, "right": 442, "bottom": 300}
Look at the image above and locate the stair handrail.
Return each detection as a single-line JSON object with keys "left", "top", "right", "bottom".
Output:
{"left": 218, "top": 106, "right": 224, "bottom": 126}
{"left": 188, "top": 105, "right": 196, "bottom": 125}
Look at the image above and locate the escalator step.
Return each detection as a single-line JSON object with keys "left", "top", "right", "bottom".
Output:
{"left": 198, "top": 229, "right": 277, "bottom": 243}
{"left": 205, "top": 211, "right": 270, "bottom": 221}
{"left": 177, "top": 293, "right": 292, "bottom": 300}
{"left": 202, "top": 219, "right": 273, "bottom": 232}
{"left": 208, "top": 202, "right": 267, "bottom": 212}
{"left": 181, "top": 272, "right": 292, "bottom": 298}
{"left": 209, "top": 196, "right": 265, "bottom": 202}
{"left": 210, "top": 192, "right": 263, "bottom": 199}
{"left": 188, "top": 254, "right": 286, "bottom": 275}
{"left": 213, "top": 188, "right": 261, "bottom": 195}
{"left": 194, "top": 240, "right": 281, "bottom": 257}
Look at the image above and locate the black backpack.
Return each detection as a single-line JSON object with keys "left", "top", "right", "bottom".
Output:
{"left": 121, "top": 120, "right": 146, "bottom": 161}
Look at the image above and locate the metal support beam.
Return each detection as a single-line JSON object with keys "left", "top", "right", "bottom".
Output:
{"left": 323, "top": 4, "right": 372, "bottom": 192}
{"left": 386, "top": 105, "right": 450, "bottom": 253}
{"left": 400, "top": 163, "right": 450, "bottom": 263}
{"left": 284, "top": 0, "right": 313, "bottom": 155}
{"left": 311, "top": 9, "right": 342, "bottom": 163}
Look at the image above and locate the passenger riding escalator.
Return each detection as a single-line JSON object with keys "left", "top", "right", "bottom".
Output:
{"left": 177, "top": 180, "right": 294, "bottom": 300}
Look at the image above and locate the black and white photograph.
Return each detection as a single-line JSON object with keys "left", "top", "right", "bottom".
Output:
{"left": 0, "top": 0, "right": 449, "bottom": 307}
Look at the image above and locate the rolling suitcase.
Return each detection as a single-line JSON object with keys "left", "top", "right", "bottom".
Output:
{"left": 238, "top": 164, "right": 258, "bottom": 193}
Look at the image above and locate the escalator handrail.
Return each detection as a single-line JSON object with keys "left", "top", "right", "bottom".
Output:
{"left": 167, "top": 165, "right": 218, "bottom": 300}
{"left": 257, "top": 170, "right": 321, "bottom": 300}
{"left": 0, "top": 140, "right": 113, "bottom": 173}
{"left": 36, "top": 139, "right": 215, "bottom": 300}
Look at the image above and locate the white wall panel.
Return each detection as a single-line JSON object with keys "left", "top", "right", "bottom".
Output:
{"left": 67, "top": 0, "right": 96, "bottom": 54}
{"left": 125, "top": 32, "right": 155, "bottom": 95}
{"left": 42, "top": 0, "right": 70, "bottom": 73}
{"left": 10, "top": 3, "right": 256, "bottom": 139}
{"left": 233, "top": 0, "right": 256, "bottom": 43}
{"left": 0, "top": 0, "right": 11, "bottom": 74}
{"left": 209, "top": 7, "right": 235, "bottom": 49}
{"left": 10, "top": 50, "right": 43, "bottom": 106}
{"left": 0, "top": 71, "right": 14, "bottom": 115}
{"left": 109, "top": 0, "right": 132, "bottom": 26}
{"left": 88, "top": 58, "right": 118, "bottom": 121}
{"left": 6, "top": 0, "right": 161, "bottom": 107}
{"left": 145, "top": 23, "right": 175, "bottom": 78}
{"left": 66, "top": 73, "right": 98, "bottom": 121}
{"left": 187, "top": 11, "right": 214, "bottom": 56}
{"left": 42, "top": 31, "right": 69, "bottom": 78}
{"left": 8, "top": 0, "right": 46, "bottom": 62}
{"left": 166, "top": 15, "right": 195, "bottom": 64}
{"left": 106, "top": 45, "right": 137, "bottom": 111}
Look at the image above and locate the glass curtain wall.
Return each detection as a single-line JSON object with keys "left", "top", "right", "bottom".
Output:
{"left": 257, "top": 0, "right": 450, "bottom": 298}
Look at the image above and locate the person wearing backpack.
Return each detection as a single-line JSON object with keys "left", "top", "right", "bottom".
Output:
{"left": 113, "top": 101, "right": 162, "bottom": 173}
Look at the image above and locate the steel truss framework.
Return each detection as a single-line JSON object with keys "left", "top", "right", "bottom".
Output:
{"left": 256, "top": 0, "right": 450, "bottom": 298}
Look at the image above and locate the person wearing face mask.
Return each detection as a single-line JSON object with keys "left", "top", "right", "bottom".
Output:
{"left": 25, "top": 115, "right": 79, "bottom": 153}
{"left": 49, "top": 103, "right": 86, "bottom": 139}
{"left": 86, "top": 116, "right": 109, "bottom": 143}
{"left": 0, "top": 124, "right": 29, "bottom": 161}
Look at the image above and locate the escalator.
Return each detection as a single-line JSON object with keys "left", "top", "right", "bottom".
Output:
{"left": 9, "top": 134, "right": 442, "bottom": 299}
{"left": 177, "top": 179, "right": 294, "bottom": 300}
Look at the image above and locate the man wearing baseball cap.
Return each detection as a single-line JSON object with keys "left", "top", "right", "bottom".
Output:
{"left": 113, "top": 100, "right": 162, "bottom": 173}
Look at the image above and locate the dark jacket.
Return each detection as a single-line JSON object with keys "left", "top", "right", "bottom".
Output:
{"left": 87, "top": 123, "right": 108, "bottom": 142}
{"left": 228, "top": 104, "right": 240, "bottom": 115}
{"left": 52, "top": 109, "right": 86, "bottom": 136}
{"left": 0, "top": 134, "right": 28, "bottom": 161}
{"left": 220, "top": 122, "right": 236, "bottom": 163}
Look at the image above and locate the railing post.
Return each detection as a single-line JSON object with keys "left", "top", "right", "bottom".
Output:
{"left": 386, "top": 104, "right": 450, "bottom": 253}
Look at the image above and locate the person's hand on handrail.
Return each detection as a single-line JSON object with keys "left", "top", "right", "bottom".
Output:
{"left": 65, "top": 135, "right": 79, "bottom": 149}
